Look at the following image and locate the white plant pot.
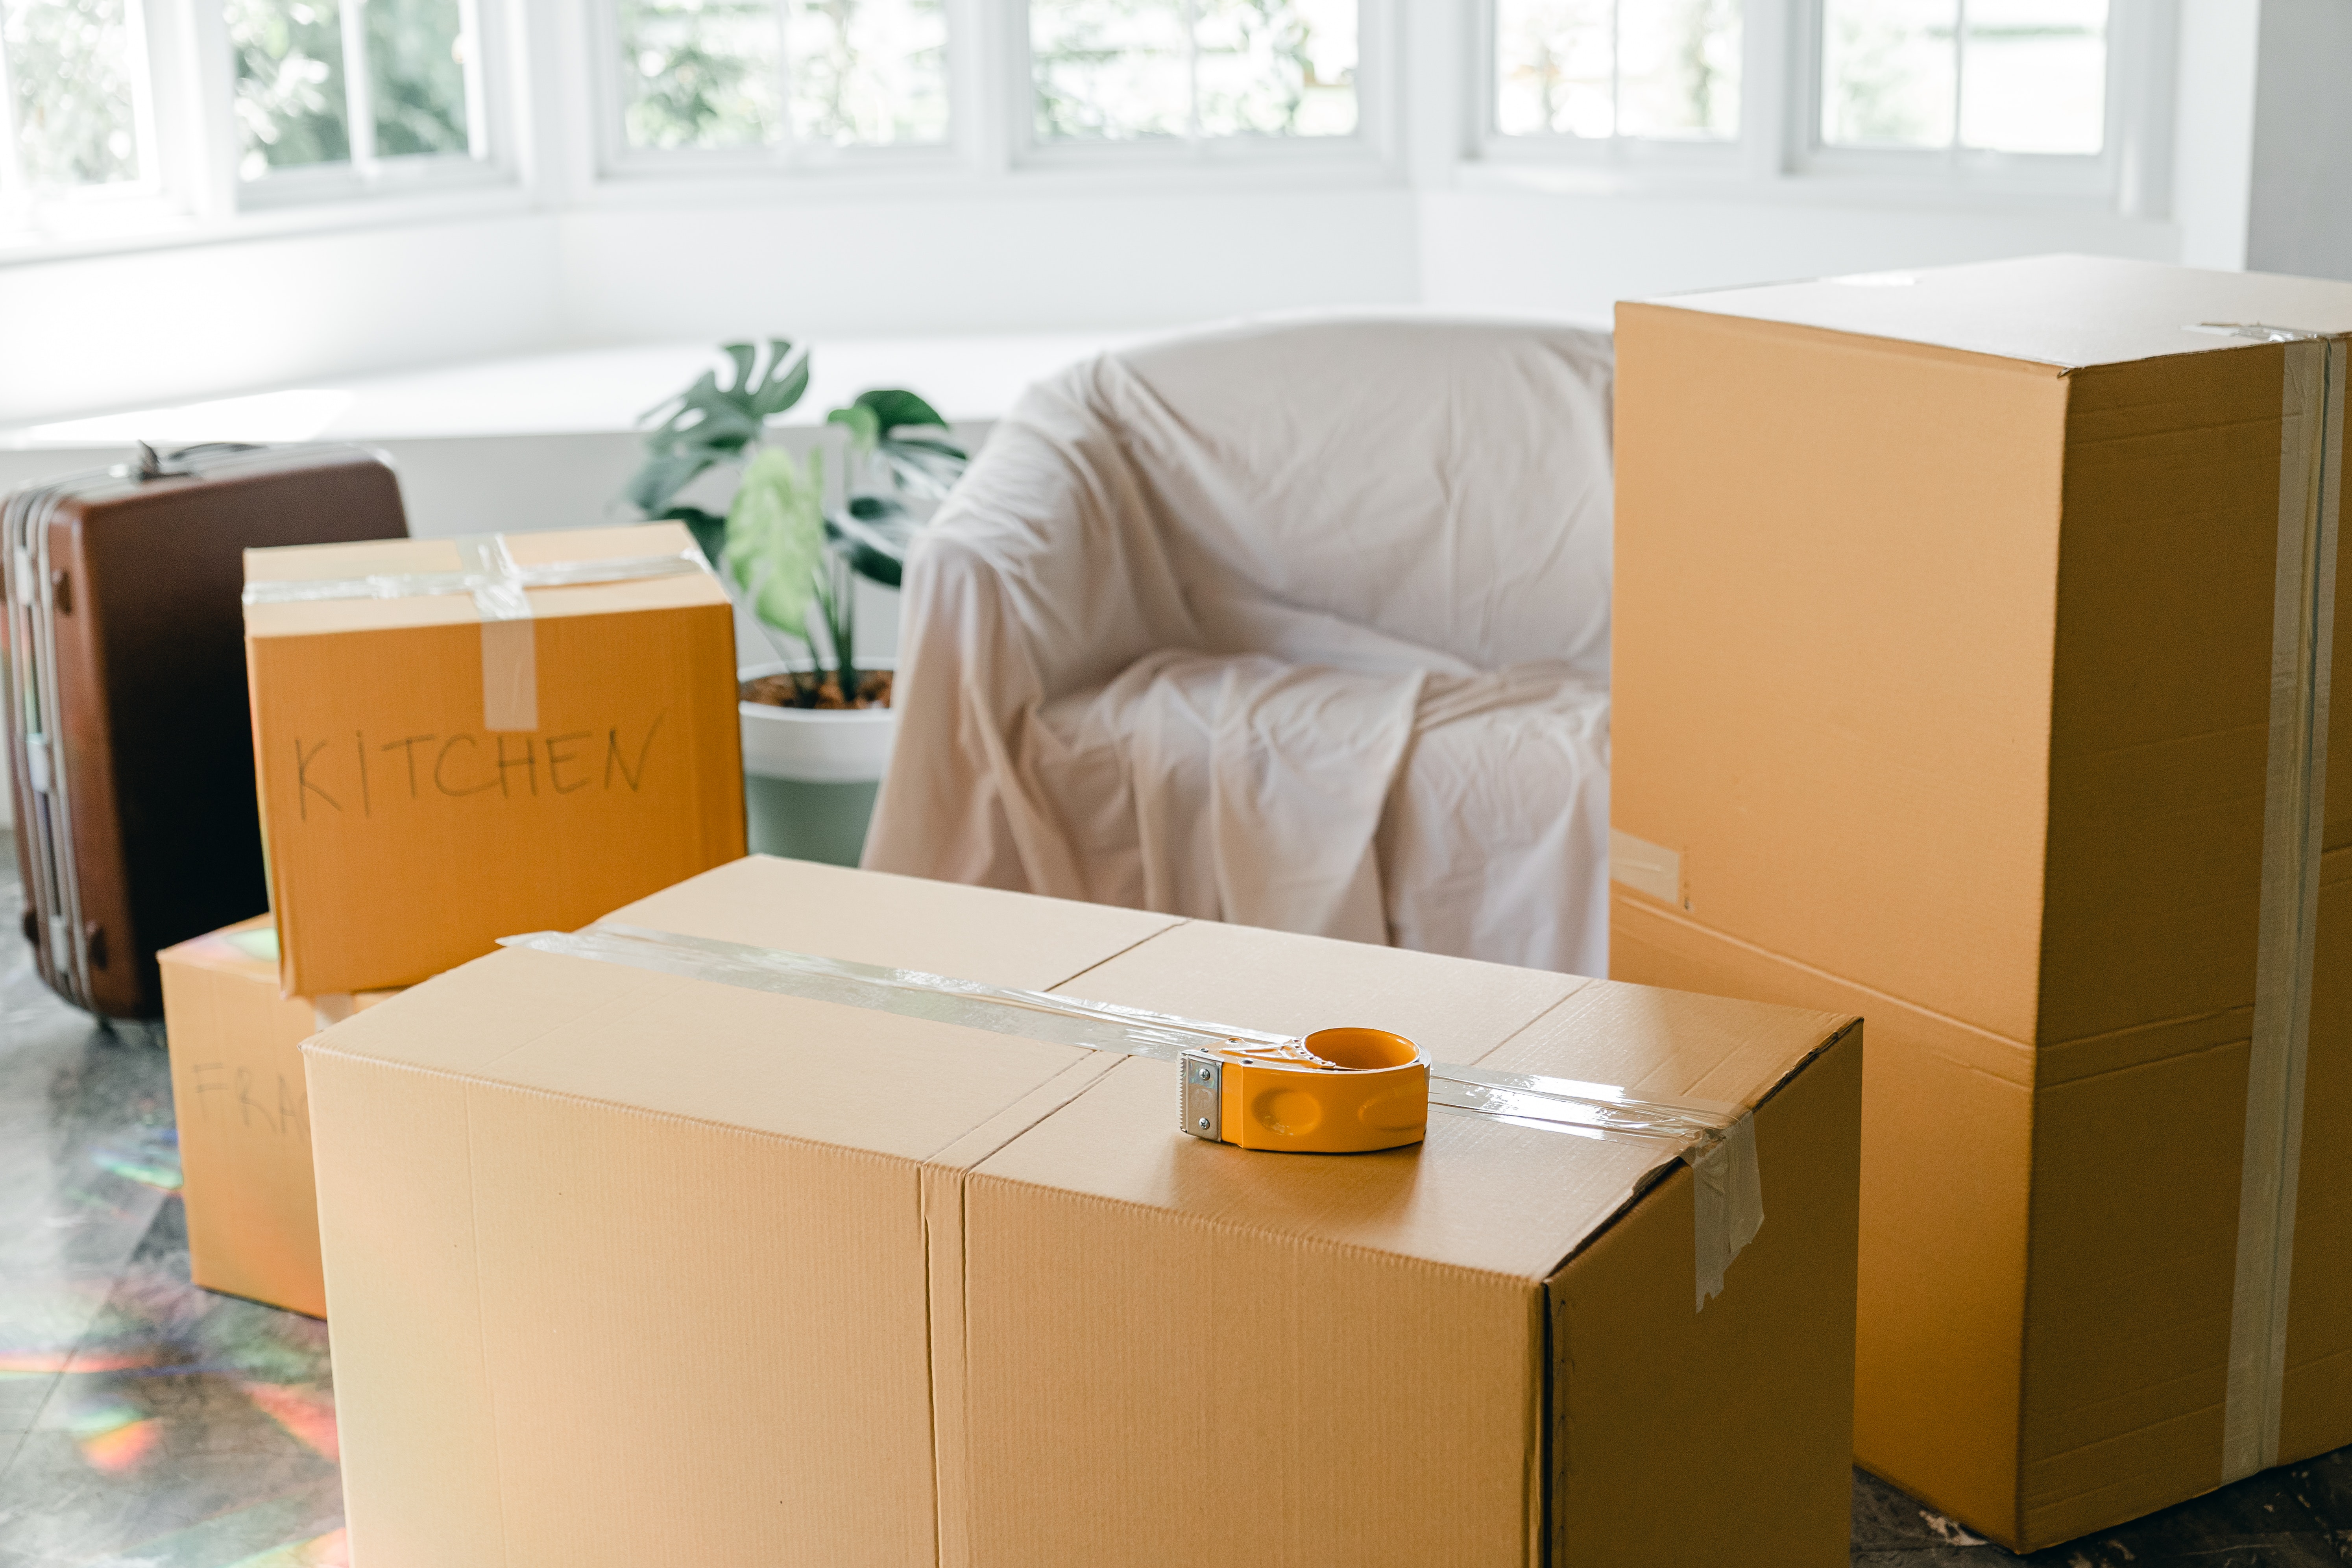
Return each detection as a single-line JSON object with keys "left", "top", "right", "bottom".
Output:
{"left": 739, "top": 659, "right": 897, "bottom": 785}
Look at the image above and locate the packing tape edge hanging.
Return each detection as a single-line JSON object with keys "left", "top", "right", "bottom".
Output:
{"left": 2222, "top": 331, "right": 2342, "bottom": 1483}
{"left": 498, "top": 922, "right": 1769, "bottom": 1311}
{"left": 457, "top": 535, "right": 540, "bottom": 735}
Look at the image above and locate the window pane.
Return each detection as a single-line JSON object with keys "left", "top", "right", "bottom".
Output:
{"left": 1194, "top": 0, "right": 1355, "bottom": 137}
{"left": 1617, "top": 0, "right": 1739, "bottom": 139}
{"left": 227, "top": 0, "right": 350, "bottom": 175}
{"left": 619, "top": 0, "right": 782, "bottom": 150}
{"left": 1493, "top": 0, "right": 1611, "bottom": 138}
{"left": 1959, "top": 0, "right": 2103, "bottom": 154}
{"left": 3, "top": 0, "right": 142, "bottom": 185}
{"left": 369, "top": 0, "right": 470, "bottom": 156}
{"left": 1820, "top": 0, "right": 1953, "bottom": 149}
{"left": 787, "top": 0, "right": 949, "bottom": 146}
{"left": 1031, "top": 0, "right": 1188, "bottom": 140}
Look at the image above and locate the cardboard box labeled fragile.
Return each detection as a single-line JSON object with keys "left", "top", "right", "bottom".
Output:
{"left": 157, "top": 916, "right": 397, "bottom": 1317}
{"left": 1610, "top": 255, "right": 2352, "bottom": 1551}
{"left": 305, "top": 856, "right": 1862, "bottom": 1568}
{"left": 243, "top": 522, "right": 745, "bottom": 995}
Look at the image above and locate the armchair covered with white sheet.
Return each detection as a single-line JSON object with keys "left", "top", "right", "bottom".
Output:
{"left": 862, "top": 316, "right": 1616, "bottom": 975}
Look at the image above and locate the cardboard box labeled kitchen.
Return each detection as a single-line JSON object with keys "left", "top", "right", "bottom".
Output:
{"left": 157, "top": 915, "right": 397, "bottom": 1317}
{"left": 1610, "top": 255, "right": 2351, "bottom": 1550}
{"left": 243, "top": 522, "right": 745, "bottom": 995}
{"left": 305, "top": 856, "right": 1862, "bottom": 1568}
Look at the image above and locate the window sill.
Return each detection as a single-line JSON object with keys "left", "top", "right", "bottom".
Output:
{"left": 1445, "top": 157, "right": 2160, "bottom": 220}
{"left": 0, "top": 176, "right": 534, "bottom": 271}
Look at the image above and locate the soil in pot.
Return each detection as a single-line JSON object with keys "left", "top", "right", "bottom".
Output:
{"left": 740, "top": 670, "right": 894, "bottom": 711}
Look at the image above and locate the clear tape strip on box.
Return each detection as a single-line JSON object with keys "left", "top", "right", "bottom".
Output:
{"left": 499, "top": 922, "right": 1768, "bottom": 1309}
{"left": 241, "top": 536, "right": 710, "bottom": 734}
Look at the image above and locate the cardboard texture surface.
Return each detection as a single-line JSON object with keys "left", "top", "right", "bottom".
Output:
{"left": 242, "top": 523, "right": 745, "bottom": 995}
{"left": 156, "top": 916, "right": 395, "bottom": 1317}
{"left": 306, "top": 855, "right": 1860, "bottom": 1567}
{"left": 1612, "top": 255, "right": 2350, "bottom": 1551}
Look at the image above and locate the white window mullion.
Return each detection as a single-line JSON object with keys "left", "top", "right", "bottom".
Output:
{"left": 456, "top": 0, "right": 491, "bottom": 159}
{"left": 772, "top": 0, "right": 798, "bottom": 163}
{"left": 1182, "top": 0, "right": 1202, "bottom": 144}
{"left": 1947, "top": 0, "right": 1965, "bottom": 158}
{"left": 342, "top": 0, "right": 379, "bottom": 168}
{"left": 0, "top": 26, "right": 28, "bottom": 198}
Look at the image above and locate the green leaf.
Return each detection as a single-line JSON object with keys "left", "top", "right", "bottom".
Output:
{"left": 826, "top": 403, "right": 883, "bottom": 456}
{"left": 622, "top": 340, "right": 809, "bottom": 519}
{"left": 852, "top": 388, "right": 949, "bottom": 434}
{"left": 626, "top": 451, "right": 717, "bottom": 516}
{"left": 724, "top": 446, "right": 828, "bottom": 643}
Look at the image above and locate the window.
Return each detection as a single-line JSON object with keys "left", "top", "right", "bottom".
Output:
{"left": 1818, "top": 0, "right": 2106, "bottom": 156}
{"left": 1492, "top": 0, "right": 1741, "bottom": 143}
{"left": 0, "top": 0, "right": 155, "bottom": 211}
{"left": 229, "top": 0, "right": 487, "bottom": 193}
{"left": 1028, "top": 0, "right": 1360, "bottom": 144}
{"left": 613, "top": 0, "right": 949, "bottom": 158}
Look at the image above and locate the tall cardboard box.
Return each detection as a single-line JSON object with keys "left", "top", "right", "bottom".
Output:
{"left": 157, "top": 916, "right": 397, "bottom": 1317}
{"left": 305, "top": 856, "right": 1863, "bottom": 1567}
{"left": 243, "top": 522, "right": 745, "bottom": 995}
{"left": 1610, "top": 255, "right": 2350, "bottom": 1551}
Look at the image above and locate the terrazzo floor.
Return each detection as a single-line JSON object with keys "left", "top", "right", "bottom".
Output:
{"left": 4, "top": 837, "right": 2351, "bottom": 1566}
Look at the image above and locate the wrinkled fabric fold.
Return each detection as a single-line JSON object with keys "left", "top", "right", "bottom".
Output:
{"left": 866, "top": 317, "right": 1617, "bottom": 974}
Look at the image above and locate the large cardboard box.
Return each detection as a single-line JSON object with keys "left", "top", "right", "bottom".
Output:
{"left": 1610, "top": 255, "right": 2351, "bottom": 1551}
{"left": 305, "top": 855, "right": 1862, "bottom": 1567}
{"left": 157, "top": 916, "right": 397, "bottom": 1317}
{"left": 243, "top": 522, "right": 745, "bottom": 995}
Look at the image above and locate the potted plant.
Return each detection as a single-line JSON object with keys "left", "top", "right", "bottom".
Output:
{"left": 624, "top": 338, "right": 968, "bottom": 864}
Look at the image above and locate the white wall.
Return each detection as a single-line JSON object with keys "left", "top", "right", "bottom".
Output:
{"left": 1417, "top": 189, "right": 2180, "bottom": 323}
{"left": 0, "top": 212, "right": 564, "bottom": 427}
{"left": 2245, "top": 0, "right": 2352, "bottom": 281}
{"left": 557, "top": 189, "right": 1421, "bottom": 343}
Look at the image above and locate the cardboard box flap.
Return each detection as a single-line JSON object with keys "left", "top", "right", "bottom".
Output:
{"left": 244, "top": 521, "right": 728, "bottom": 639}
{"left": 309, "top": 857, "right": 1191, "bottom": 1162}
{"left": 1477, "top": 979, "right": 1853, "bottom": 1112}
{"left": 1655, "top": 255, "right": 2352, "bottom": 370}
{"left": 968, "top": 1051, "right": 1681, "bottom": 1279}
{"left": 158, "top": 912, "right": 283, "bottom": 982}
{"left": 973, "top": 916, "right": 1853, "bottom": 1279}
{"left": 1049, "top": 916, "right": 1589, "bottom": 1059}
{"left": 604, "top": 856, "right": 1183, "bottom": 992}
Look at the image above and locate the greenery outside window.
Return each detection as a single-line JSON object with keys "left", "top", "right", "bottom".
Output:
{"left": 611, "top": 0, "right": 950, "bottom": 161}
{"left": 229, "top": 0, "right": 495, "bottom": 203}
{"left": 0, "top": 0, "right": 159, "bottom": 227}
{"left": 1028, "top": 0, "right": 1361, "bottom": 146}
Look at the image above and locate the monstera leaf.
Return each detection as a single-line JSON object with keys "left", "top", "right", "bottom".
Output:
{"left": 827, "top": 387, "right": 969, "bottom": 503}
{"left": 627, "top": 339, "right": 811, "bottom": 517}
{"left": 724, "top": 447, "right": 828, "bottom": 642}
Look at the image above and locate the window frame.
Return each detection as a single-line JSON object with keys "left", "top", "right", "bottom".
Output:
{"left": 1008, "top": 0, "right": 1393, "bottom": 172}
{"left": 587, "top": 0, "right": 973, "bottom": 181}
{"left": 1467, "top": 0, "right": 2176, "bottom": 216}
{"left": 220, "top": 0, "right": 521, "bottom": 212}
{"left": 0, "top": 0, "right": 183, "bottom": 238}
{"left": 1471, "top": 0, "right": 1755, "bottom": 174}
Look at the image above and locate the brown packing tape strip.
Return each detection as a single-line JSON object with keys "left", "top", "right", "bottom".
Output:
{"left": 241, "top": 537, "right": 710, "bottom": 734}
{"left": 498, "top": 923, "right": 1769, "bottom": 1310}
{"left": 2223, "top": 331, "right": 2344, "bottom": 1481}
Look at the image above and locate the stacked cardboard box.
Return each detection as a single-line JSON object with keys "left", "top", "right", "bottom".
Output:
{"left": 305, "top": 855, "right": 1864, "bottom": 1566}
{"left": 156, "top": 916, "right": 397, "bottom": 1317}
{"left": 240, "top": 521, "right": 746, "bottom": 995}
{"left": 162, "top": 520, "right": 746, "bottom": 1316}
{"left": 1611, "top": 255, "right": 2350, "bottom": 1550}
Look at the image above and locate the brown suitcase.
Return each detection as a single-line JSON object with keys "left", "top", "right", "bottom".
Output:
{"left": 4, "top": 443, "right": 408, "bottom": 1018}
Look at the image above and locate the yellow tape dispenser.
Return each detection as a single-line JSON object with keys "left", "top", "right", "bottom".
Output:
{"left": 1179, "top": 1028, "right": 1430, "bottom": 1154}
